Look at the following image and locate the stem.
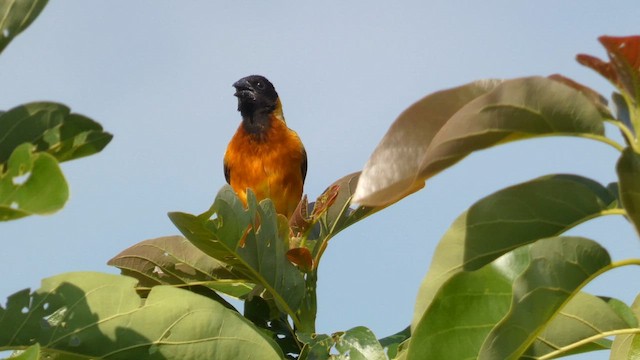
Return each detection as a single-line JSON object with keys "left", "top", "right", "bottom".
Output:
{"left": 537, "top": 328, "right": 640, "bottom": 360}
{"left": 610, "top": 258, "right": 640, "bottom": 268}
{"left": 601, "top": 208, "right": 628, "bottom": 217}
{"left": 605, "top": 118, "right": 638, "bottom": 151}
{"left": 580, "top": 134, "right": 626, "bottom": 152}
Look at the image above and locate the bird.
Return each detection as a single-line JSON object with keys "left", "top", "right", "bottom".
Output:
{"left": 223, "top": 75, "right": 307, "bottom": 218}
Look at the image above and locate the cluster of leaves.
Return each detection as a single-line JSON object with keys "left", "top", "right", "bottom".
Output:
{"left": 0, "top": 0, "right": 112, "bottom": 222}
{"left": 2, "top": 1, "right": 640, "bottom": 358}
{"left": 352, "top": 36, "right": 640, "bottom": 359}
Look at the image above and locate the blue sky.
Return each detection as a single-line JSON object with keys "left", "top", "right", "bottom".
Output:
{"left": 2, "top": 1, "right": 640, "bottom": 358}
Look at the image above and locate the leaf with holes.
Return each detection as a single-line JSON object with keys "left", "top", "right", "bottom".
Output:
{"left": 412, "top": 174, "right": 618, "bottom": 329}
{"left": 298, "top": 327, "right": 386, "bottom": 360}
{"left": 169, "top": 186, "right": 305, "bottom": 318}
{"left": 407, "top": 237, "right": 611, "bottom": 360}
{"left": 0, "top": 143, "right": 67, "bottom": 221}
{"left": 0, "top": 102, "right": 112, "bottom": 164}
{"left": 0, "top": 272, "right": 283, "bottom": 359}
{"left": 244, "top": 296, "right": 300, "bottom": 357}
{"left": 0, "top": 0, "right": 48, "bottom": 54}
{"left": 107, "top": 235, "right": 254, "bottom": 299}
{"left": 334, "top": 327, "right": 386, "bottom": 360}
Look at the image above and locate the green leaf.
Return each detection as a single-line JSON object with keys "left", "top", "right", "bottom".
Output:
{"left": 5, "top": 343, "right": 40, "bottom": 360}
{"left": 0, "top": 272, "right": 283, "bottom": 359}
{"left": 617, "top": 147, "right": 640, "bottom": 234}
{"left": 0, "top": 143, "right": 68, "bottom": 221}
{"left": 610, "top": 293, "right": 640, "bottom": 360}
{"left": 353, "top": 79, "right": 501, "bottom": 206}
{"left": 523, "top": 293, "right": 638, "bottom": 358}
{"left": 169, "top": 186, "right": 305, "bottom": 319}
{"left": 0, "top": 102, "right": 112, "bottom": 164}
{"left": 412, "top": 174, "right": 617, "bottom": 329}
{"left": 334, "top": 327, "right": 386, "bottom": 360}
{"left": 107, "top": 235, "right": 254, "bottom": 299}
{"left": 418, "top": 76, "right": 606, "bottom": 180}
{"left": 378, "top": 326, "right": 411, "bottom": 359}
{"left": 298, "top": 333, "right": 334, "bottom": 360}
{"left": 407, "top": 237, "right": 611, "bottom": 360}
{"left": 0, "top": 0, "right": 48, "bottom": 54}
{"left": 354, "top": 77, "right": 609, "bottom": 207}
{"left": 612, "top": 92, "right": 634, "bottom": 137}
{"left": 548, "top": 74, "right": 612, "bottom": 118}
{"left": 298, "top": 327, "right": 386, "bottom": 360}
{"left": 244, "top": 296, "right": 300, "bottom": 357}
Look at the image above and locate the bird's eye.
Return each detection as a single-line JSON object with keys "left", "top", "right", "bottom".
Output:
{"left": 256, "top": 81, "right": 265, "bottom": 90}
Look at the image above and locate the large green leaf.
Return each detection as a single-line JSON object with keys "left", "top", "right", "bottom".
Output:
{"left": 412, "top": 174, "right": 618, "bottom": 329}
{"left": 0, "top": 272, "right": 283, "bottom": 359}
{"left": 0, "top": 102, "right": 112, "bottom": 164}
{"left": 522, "top": 293, "right": 637, "bottom": 358}
{"left": 479, "top": 238, "right": 612, "bottom": 359}
{"left": 107, "top": 235, "right": 253, "bottom": 299}
{"left": 353, "top": 76, "right": 608, "bottom": 207}
{"left": 352, "top": 79, "right": 501, "bottom": 206}
{"left": 0, "top": 143, "right": 67, "bottom": 221}
{"left": 6, "top": 344, "right": 40, "bottom": 360}
{"left": 169, "top": 186, "right": 305, "bottom": 319}
{"left": 419, "top": 76, "right": 606, "bottom": 180}
{"left": 617, "top": 147, "right": 640, "bottom": 234}
{"left": 611, "top": 293, "right": 640, "bottom": 359}
{"left": 407, "top": 237, "right": 611, "bottom": 360}
{"left": 0, "top": 0, "right": 48, "bottom": 54}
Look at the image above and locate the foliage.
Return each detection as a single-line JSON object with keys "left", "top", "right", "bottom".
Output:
{"left": 2, "top": 2, "right": 640, "bottom": 359}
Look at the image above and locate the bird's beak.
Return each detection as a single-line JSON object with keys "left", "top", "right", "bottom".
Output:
{"left": 233, "top": 78, "right": 255, "bottom": 100}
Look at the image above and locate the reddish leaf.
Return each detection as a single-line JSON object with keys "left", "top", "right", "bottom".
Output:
{"left": 312, "top": 184, "right": 340, "bottom": 219}
{"left": 289, "top": 195, "right": 311, "bottom": 235}
{"left": 577, "top": 54, "right": 617, "bottom": 86}
{"left": 578, "top": 35, "right": 640, "bottom": 102}
{"left": 287, "top": 247, "right": 314, "bottom": 272}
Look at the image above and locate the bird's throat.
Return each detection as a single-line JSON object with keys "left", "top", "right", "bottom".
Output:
{"left": 242, "top": 112, "right": 270, "bottom": 138}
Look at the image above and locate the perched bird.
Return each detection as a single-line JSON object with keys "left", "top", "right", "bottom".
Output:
{"left": 223, "top": 75, "right": 307, "bottom": 218}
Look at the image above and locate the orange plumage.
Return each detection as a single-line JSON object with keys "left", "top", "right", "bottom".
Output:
{"left": 223, "top": 75, "right": 306, "bottom": 218}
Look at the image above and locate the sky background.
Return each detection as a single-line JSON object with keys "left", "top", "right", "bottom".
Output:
{"left": 2, "top": 1, "right": 640, "bottom": 359}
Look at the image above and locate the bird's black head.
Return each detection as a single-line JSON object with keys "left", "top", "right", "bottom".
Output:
{"left": 233, "top": 75, "right": 279, "bottom": 119}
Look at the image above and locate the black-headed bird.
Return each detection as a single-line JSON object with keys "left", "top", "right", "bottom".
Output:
{"left": 223, "top": 75, "right": 307, "bottom": 218}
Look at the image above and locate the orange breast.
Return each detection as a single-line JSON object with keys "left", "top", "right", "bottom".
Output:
{"left": 224, "top": 117, "right": 305, "bottom": 218}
